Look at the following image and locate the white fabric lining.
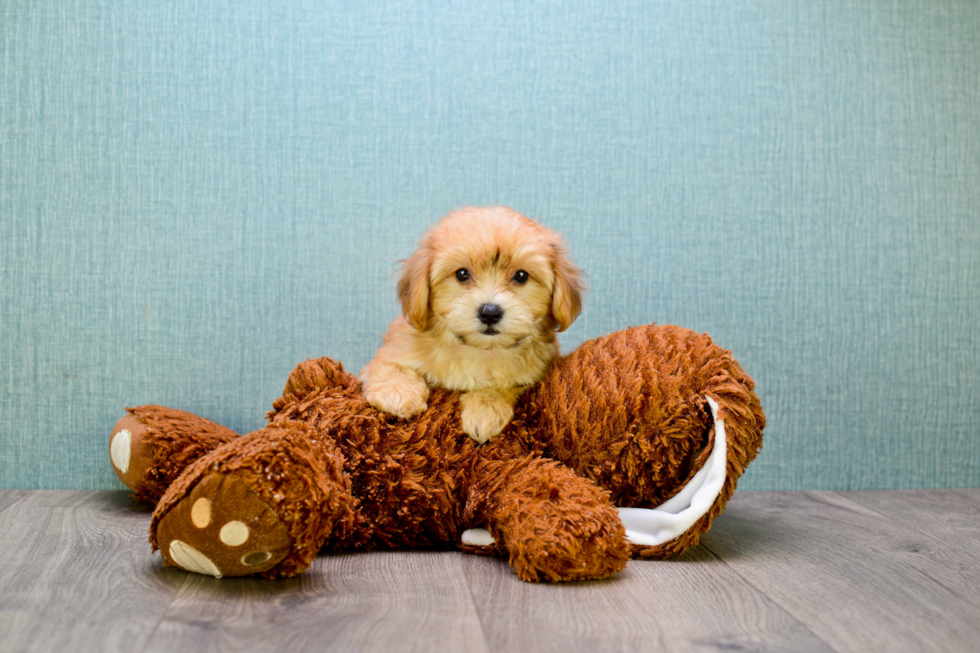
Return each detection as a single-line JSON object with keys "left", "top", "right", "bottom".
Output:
{"left": 617, "top": 395, "right": 727, "bottom": 546}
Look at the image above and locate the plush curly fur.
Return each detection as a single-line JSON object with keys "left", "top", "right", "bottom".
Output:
{"left": 111, "top": 324, "right": 764, "bottom": 582}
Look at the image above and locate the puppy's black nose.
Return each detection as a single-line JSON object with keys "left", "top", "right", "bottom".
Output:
{"left": 477, "top": 304, "right": 503, "bottom": 326}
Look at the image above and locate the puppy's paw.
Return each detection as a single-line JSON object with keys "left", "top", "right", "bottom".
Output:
{"left": 460, "top": 389, "right": 516, "bottom": 444}
{"left": 364, "top": 380, "right": 429, "bottom": 420}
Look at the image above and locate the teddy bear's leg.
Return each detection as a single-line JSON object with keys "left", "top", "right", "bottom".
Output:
{"left": 525, "top": 324, "right": 765, "bottom": 560}
{"left": 109, "top": 406, "right": 240, "bottom": 504}
{"left": 464, "top": 457, "right": 631, "bottom": 582}
{"left": 150, "top": 420, "right": 356, "bottom": 579}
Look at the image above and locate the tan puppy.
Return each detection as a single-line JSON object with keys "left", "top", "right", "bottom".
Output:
{"left": 360, "top": 206, "right": 584, "bottom": 443}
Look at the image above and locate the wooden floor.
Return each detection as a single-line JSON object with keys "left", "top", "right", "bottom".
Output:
{"left": 1, "top": 489, "right": 979, "bottom": 653}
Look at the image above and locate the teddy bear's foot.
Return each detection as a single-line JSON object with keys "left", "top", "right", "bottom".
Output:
{"left": 155, "top": 472, "right": 294, "bottom": 577}
{"left": 150, "top": 420, "right": 356, "bottom": 579}
{"left": 110, "top": 406, "right": 239, "bottom": 503}
{"left": 505, "top": 513, "right": 629, "bottom": 583}
{"left": 469, "top": 458, "right": 631, "bottom": 582}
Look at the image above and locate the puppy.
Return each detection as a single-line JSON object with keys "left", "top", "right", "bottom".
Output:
{"left": 359, "top": 206, "right": 584, "bottom": 443}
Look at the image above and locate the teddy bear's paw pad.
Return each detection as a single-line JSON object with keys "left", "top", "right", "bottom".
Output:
{"left": 110, "top": 427, "right": 131, "bottom": 473}
{"left": 168, "top": 540, "right": 222, "bottom": 577}
{"left": 461, "top": 528, "right": 496, "bottom": 547}
{"left": 110, "top": 413, "right": 154, "bottom": 492}
{"left": 156, "top": 473, "right": 293, "bottom": 577}
{"left": 460, "top": 528, "right": 503, "bottom": 555}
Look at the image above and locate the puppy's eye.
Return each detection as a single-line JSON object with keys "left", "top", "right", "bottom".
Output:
{"left": 455, "top": 268, "right": 471, "bottom": 282}
{"left": 512, "top": 270, "right": 529, "bottom": 284}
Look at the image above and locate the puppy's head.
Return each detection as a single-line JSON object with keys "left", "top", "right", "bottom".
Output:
{"left": 398, "top": 207, "right": 584, "bottom": 349}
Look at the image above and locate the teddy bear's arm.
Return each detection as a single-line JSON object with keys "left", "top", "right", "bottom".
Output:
{"left": 109, "top": 406, "right": 239, "bottom": 504}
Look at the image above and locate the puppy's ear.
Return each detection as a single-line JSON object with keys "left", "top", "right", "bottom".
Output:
{"left": 397, "top": 245, "right": 432, "bottom": 330}
{"left": 550, "top": 243, "right": 584, "bottom": 332}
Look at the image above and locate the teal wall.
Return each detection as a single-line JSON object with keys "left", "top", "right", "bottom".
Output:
{"left": 2, "top": 1, "right": 978, "bottom": 491}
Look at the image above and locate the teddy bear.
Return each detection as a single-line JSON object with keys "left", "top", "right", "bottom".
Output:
{"left": 109, "top": 324, "right": 764, "bottom": 582}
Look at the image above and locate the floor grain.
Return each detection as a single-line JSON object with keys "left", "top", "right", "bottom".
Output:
{"left": 463, "top": 547, "right": 833, "bottom": 653}
{"left": 142, "top": 550, "right": 487, "bottom": 653}
{"left": 1, "top": 490, "right": 979, "bottom": 653}
{"left": 844, "top": 488, "right": 980, "bottom": 558}
{"left": 0, "top": 491, "right": 184, "bottom": 653}
{"left": 0, "top": 489, "right": 29, "bottom": 514}
{"left": 700, "top": 491, "right": 980, "bottom": 653}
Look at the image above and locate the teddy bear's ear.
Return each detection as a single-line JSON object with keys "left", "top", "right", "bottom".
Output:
{"left": 397, "top": 244, "right": 432, "bottom": 330}
{"left": 550, "top": 242, "right": 584, "bottom": 332}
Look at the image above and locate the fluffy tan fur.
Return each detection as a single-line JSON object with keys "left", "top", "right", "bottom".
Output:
{"left": 359, "top": 207, "right": 583, "bottom": 443}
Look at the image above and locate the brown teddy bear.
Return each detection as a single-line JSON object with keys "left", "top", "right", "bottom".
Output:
{"left": 109, "top": 324, "right": 764, "bottom": 582}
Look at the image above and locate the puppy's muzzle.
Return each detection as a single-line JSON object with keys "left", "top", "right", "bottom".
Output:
{"left": 477, "top": 304, "right": 504, "bottom": 326}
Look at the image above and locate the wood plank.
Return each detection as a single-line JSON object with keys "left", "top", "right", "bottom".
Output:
{"left": 700, "top": 490, "right": 980, "bottom": 653}
{"left": 954, "top": 488, "right": 980, "bottom": 504}
{"left": 0, "top": 489, "right": 30, "bottom": 514}
{"left": 844, "top": 489, "right": 980, "bottom": 558}
{"left": 4, "top": 489, "right": 980, "bottom": 653}
{"left": 142, "top": 550, "right": 487, "bottom": 653}
{"left": 0, "top": 491, "right": 186, "bottom": 653}
{"left": 463, "top": 546, "right": 833, "bottom": 653}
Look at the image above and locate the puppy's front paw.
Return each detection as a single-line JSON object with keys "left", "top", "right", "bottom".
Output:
{"left": 364, "top": 381, "right": 429, "bottom": 420}
{"left": 460, "top": 390, "right": 515, "bottom": 444}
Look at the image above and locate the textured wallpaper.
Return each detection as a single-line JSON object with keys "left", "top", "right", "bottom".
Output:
{"left": 1, "top": 0, "right": 978, "bottom": 490}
